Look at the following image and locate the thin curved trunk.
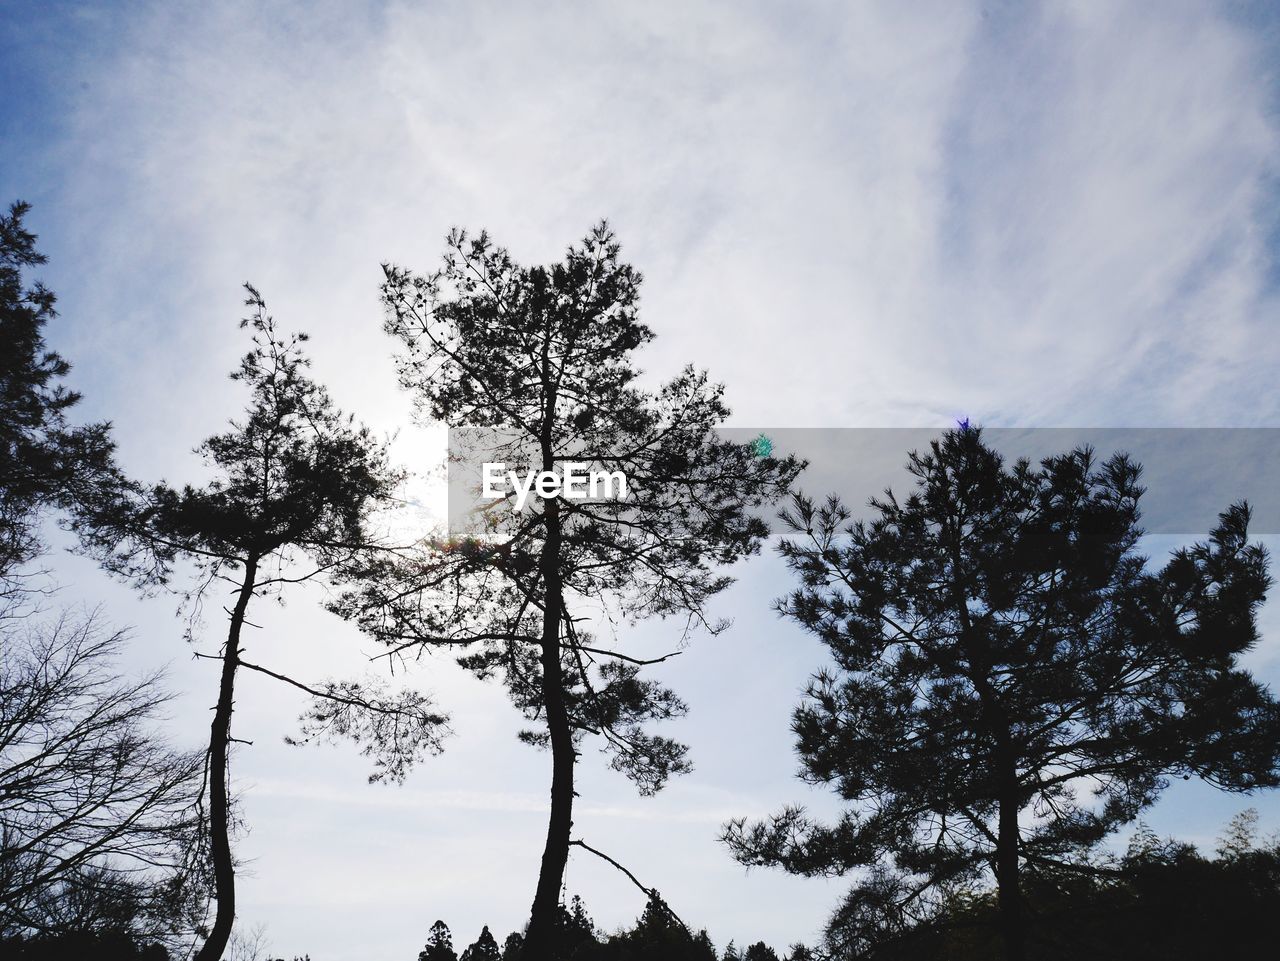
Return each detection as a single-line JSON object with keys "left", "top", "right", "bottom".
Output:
{"left": 195, "top": 554, "right": 258, "bottom": 961}
{"left": 523, "top": 495, "right": 571, "bottom": 961}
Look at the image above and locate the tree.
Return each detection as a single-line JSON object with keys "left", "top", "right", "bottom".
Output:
{"left": 0, "top": 200, "right": 133, "bottom": 588}
{"left": 420, "top": 920, "right": 458, "bottom": 961}
{"left": 724, "top": 427, "right": 1280, "bottom": 961}
{"left": 115, "top": 289, "right": 449, "bottom": 961}
{"left": 337, "top": 222, "right": 802, "bottom": 957}
{"left": 593, "top": 890, "right": 712, "bottom": 961}
{"left": 0, "top": 201, "right": 205, "bottom": 953}
{"left": 632, "top": 891, "right": 682, "bottom": 944}
{"left": 0, "top": 612, "right": 204, "bottom": 946}
{"left": 1216, "top": 808, "right": 1261, "bottom": 860}
{"left": 690, "top": 931, "right": 718, "bottom": 961}
{"left": 565, "top": 895, "right": 595, "bottom": 948}
{"left": 461, "top": 925, "right": 502, "bottom": 961}
{"left": 868, "top": 816, "right": 1280, "bottom": 960}
{"left": 500, "top": 932, "right": 523, "bottom": 961}
{"left": 742, "top": 943, "right": 779, "bottom": 961}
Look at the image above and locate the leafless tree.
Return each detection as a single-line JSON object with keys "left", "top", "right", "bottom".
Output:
{"left": 0, "top": 602, "right": 206, "bottom": 943}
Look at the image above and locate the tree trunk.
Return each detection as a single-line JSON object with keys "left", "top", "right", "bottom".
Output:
{"left": 994, "top": 758, "right": 1025, "bottom": 961}
{"left": 948, "top": 529, "right": 1024, "bottom": 961}
{"left": 194, "top": 554, "right": 258, "bottom": 961}
{"left": 523, "top": 493, "right": 572, "bottom": 960}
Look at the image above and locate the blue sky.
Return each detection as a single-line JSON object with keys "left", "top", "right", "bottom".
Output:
{"left": 5, "top": 2, "right": 1280, "bottom": 958}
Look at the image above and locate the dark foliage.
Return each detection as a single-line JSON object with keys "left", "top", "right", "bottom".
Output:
{"left": 337, "top": 222, "right": 802, "bottom": 954}
{"left": 424, "top": 893, "right": 792, "bottom": 961}
{"left": 110, "top": 289, "right": 443, "bottom": 961}
{"left": 0, "top": 201, "right": 135, "bottom": 586}
{"left": 0, "top": 929, "right": 170, "bottom": 960}
{"left": 461, "top": 925, "right": 502, "bottom": 961}
{"left": 724, "top": 426, "right": 1280, "bottom": 961}
{"left": 869, "top": 814, "right": 1280, "bottom": 960}
{"left": 0, "top": 201, "right": 206, "bottom": 954}
{"left": 420, "top": 919, "right": 458, "bottom": 961}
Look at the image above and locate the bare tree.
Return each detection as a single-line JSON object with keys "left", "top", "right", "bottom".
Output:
{"left": 1, "top": 200, "right": 207, "bottom": 953}
{"left": 0, "top": 604, "right": 206, "bottom": 943}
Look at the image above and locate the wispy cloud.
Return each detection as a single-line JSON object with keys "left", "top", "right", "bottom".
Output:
{"left": 4, "top": 1, "right": 1280, "bottom": 956}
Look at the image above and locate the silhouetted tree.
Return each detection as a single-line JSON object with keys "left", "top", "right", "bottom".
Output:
{"left": 689, "top": 931, "right": 718, "bottom": 961}
{"left": 500, "top": 931, "right": 523, "bottom": 961}
{"left": 492, "top": 903, "right": 732, "bottom": 961}
{"left": 112, "top": 289, "right": 449, "bottom": 961}
{"left": 742, "top": 943, "right": 779, "bottom": 961}
{"left": 724, "top": 427, "right": 1280, "bottom": 961}
{"left": 0, "top": 614, "right": 204, "bottom": 942}
{"left": 0, "top": 202, "right": 206, "bottom": 952}
{"left": 870, "top": 814, "right": 1280, "bottom": 960}
{"left": 1215, "top": 808, "right": 1261, "bottom": 859}
{"left": 461, "top": 925, "right": 502, "bottom": 961}
{"left": 0, "top": 201, "right": 136, "bottom": 586}
{"left": 591, "top": 890, "right": 711, "bottom": 961}
{"left": 420, "top": 920, "right": 458, "bottom": 961}
{"left": 564, "top": 896, "right": 595, "bottom": 948}
{"left": 337, "top": 223, "right": 802, "bottom": 957}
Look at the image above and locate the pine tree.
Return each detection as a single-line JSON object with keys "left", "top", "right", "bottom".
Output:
{"left": 111, "top": 289, "right": 447, "bottom": 961}
{"left": 725, "top": 426, "right": 1280, "bottom": 961}
{"left": 419, "top": 920, "right": 458, "bottom": 961}
{"left": 0, "top": 200, "right": 206, "bottom": 947}
{"left": 0, "top": 201, "right": 132, "bottom": 585}
{"left": 499, "top": 932, "right": 523, "bottom": 961}
{"left": 690, "top": 931, "right": 718, "bottom": 961}
{"left": 634, "top": 891, "right": 678, "bottom": 940}
{"left": 560, "top": 895, "right": 597, "bottom": 954}
{"left": 337, "top": 223, "right": 801, "bottom": 957}
{"left": 460, "top": 925, "right": 500, "bottom": 961}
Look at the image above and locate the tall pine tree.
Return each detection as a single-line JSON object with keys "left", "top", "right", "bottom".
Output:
{"left": 725, "top": 426, "right": 1280, "bottom": 961}
{"left": 335, "top": 223, "right": 802, "bottom": 958}
{"left": 113, "top": 289, "right": 449, "bottom": 961}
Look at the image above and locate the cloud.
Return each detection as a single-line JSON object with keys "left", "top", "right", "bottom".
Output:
{"left": 36, "top": 0, "right": 1277, "bottom": 449}
{"left": 5, "top": 0, "right": 1280, "bottom": 956}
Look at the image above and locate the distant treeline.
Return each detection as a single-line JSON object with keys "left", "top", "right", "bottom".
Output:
{"left": 9, "top": 812, "right": 1277, "bottom": 961}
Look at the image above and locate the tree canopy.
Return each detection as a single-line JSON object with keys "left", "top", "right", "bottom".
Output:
{"left": 420, "top": 920, "right": 458, "bottom": 961}
{"left": 336, "top": 222, "right": 801, "bottom": 955}
{"left": 724, "top": 426, "right": 1280, "bottom": 960}
{"left": 0, "top": 202, "right": 203, "bottom": 958}
{"left": 0, "top": 200, "right": 132, "bottom": 587}
{"left": 460, "top": 925, "right": 502, "bottom": 961}
{"left": 116, "top": 288, "right": 447, "bottom": 961}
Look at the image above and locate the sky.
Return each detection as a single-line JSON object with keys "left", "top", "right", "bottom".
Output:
{"left": 4, "top": 0, "right": 1280, "bottom": 957}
